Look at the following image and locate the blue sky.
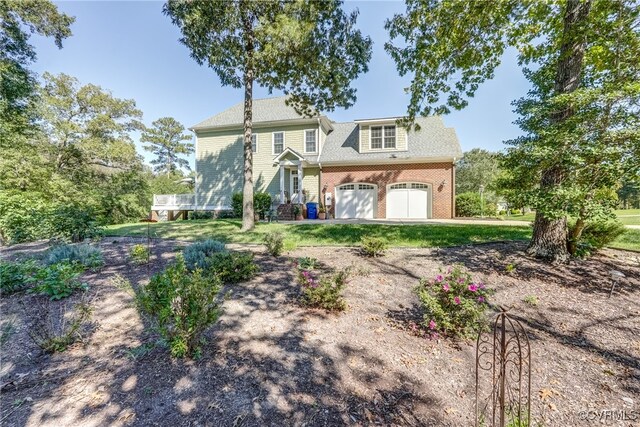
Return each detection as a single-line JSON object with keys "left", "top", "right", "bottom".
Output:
{"left": 32, "top": 1, "right": 532, "bottom": 169}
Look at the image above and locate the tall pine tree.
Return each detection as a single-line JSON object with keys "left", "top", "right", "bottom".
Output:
{"left": 164, "top": 0, "right": 372, "bottom": 231}
{"left": 141, "top": 117, "right": 194, "bottom": 175}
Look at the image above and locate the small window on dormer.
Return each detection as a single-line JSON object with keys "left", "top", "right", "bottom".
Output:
{"left": 384, "top": 126, "right": 396, "bottom": 149}
{"left": 371, "top": 126, "right": 383, "bottom": 149}
{"left": 370, "top": 125, "right": 396, "bottom": 150}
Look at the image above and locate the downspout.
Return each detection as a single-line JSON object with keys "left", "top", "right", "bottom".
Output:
{"left": 317, "top": 118, "right": 323, "bottom": 205}
{"left": 451, "top": 157, "right": 456, "bottom": 219}
{"left": 194, "top": 130, "right": 199, "bottom": 212}
{"left": 317, "top": 118, "right": 322, "bottom": 156}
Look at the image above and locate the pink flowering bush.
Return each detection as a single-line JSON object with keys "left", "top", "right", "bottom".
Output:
{"left": 296, "top": 261, "right": 349, "bottom": 311}
{"left": 415, "top": 265, "right": 492, "bottom": 339}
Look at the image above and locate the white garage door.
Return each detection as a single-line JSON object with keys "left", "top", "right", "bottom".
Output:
{"left": 386, "top": 183, "right": 430, "bottom": 219}
{"left": 335, "top": 183, "right": 377, "bottom": 219}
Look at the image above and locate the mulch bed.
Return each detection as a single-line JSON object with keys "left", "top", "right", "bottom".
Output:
{"left": 1, "top": 238, "right": 639, "bottom": 426}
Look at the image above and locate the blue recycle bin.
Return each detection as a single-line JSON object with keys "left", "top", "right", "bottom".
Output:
{"left": 306, "top": 202, "right": 318, "bottom": 220}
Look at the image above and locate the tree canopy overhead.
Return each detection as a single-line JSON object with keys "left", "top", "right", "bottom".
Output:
{"left": 0, "top": 0, "right": 74, "bottom": 139}
{"left": 165, "top": 0, "right": 372, "bottom": 230}
{"left": 387, "top": 0, "right": 640, "bottom": 261}
{"left": 165, "top": 0, "right": 371, "bottom": 116}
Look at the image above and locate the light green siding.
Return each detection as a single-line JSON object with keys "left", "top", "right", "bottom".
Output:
{"left": 302, "top": 167, "right": 320, "bottom": 203}
{"left": 196, "top": 123, "right": 321, "bottom": 209}
{"left": 359, "top": 124, "right": 408, "bottom": 153}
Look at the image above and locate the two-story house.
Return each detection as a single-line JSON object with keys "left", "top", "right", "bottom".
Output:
{"left": 152, "top": 96, "right": 462, "bottom": 220}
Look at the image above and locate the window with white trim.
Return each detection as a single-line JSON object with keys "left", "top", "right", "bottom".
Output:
{"left": 340, "top": 184, "right": 355, "bottom": 190}
{"left": 411, "top": 183, "right": 428, "bottom": 189}
{"left": 359, "top": 184, "right": 375, "bottom": 190}
{"left": 370, "top": 125, "right": 396, "bottom": 149}
{"left": 273, "top": 132, "right": 284, "bottom": 154}
{"left": 390, "top": 183, "right": 408, "bottom": 189}
{"left": 370, "top": 126, "right": 383, "bottom": 149}
{"left": 251, "top": 134, "right": 257, "bottom": 152}
{"left": 291, "top": 170, "right": 299, "bottom": 194}
{"left": 384, "top": 126, "right": 396, "bottom": 148}
{"left": 305, "top": 129, "right": 317, "bottom": 153}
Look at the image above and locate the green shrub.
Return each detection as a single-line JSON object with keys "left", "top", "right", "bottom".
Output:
{"left": 297, "top": 257, "right": 318, "bottom": 270}
{"left": 0, "top": 192, "right": 104, "bottom": 245}
{"left": 232, "top": 192, "right": 243, "bottom": 218}
{"left": 28, "top": 297, "right": 93, "bottom": 353}
{"left": 232, "top": 191, "right": 272, "bottom": 219}
{"left": 415, "top": 265, "right": 492, "bottom": 339}
{"left": 207, "top": 251, "right": 259, "bottom": 283}
{"left": 298, "top": 267, "right": 349, "bottom": 311}
{"left": 46, "top": 204, "right": 104, "bottom": 243}
{"left": 216, "top": 210, "right": 236, "bottom": 219}
{"left": 263, "top": 231, "right": 284, "bottom": 257}
{"left": 183, "top": 239, "right": 226, "bottom": 270}
{"left": 189, "top": 211, "right": 214, "bottom": 220}
{"left": 47, "top": 244, "right": 104, "bottom": 270}
{"left": 137, "top": 255, "right": 222, "bottom": 358}
{"left": 0, "top": 191, "right": 51, "bottom": 244}
{"left": 0, "top": 259, "right": 39, "bottom": 296}
{"left": 455, "top": 192, "right": 482, "bottom": 217}
{"left": 360, "top": 236, "right": 388, "bottom": 257}
{"left": 30, "top": 262, "right": 88, "bottom": 300}
{"left": 129, "top": 244, "right": 149, "bottom": 264}
{"left": 580, "top": 220, "right": 626, "bottom": 250}
{"left": 254, "top": 192, "right": 272, "bottom": 219}
{"left": 523, "top": 295, "right": 539, "bottom": 307}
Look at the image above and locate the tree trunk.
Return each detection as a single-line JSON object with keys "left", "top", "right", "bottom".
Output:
{"left": 240, "top": 7, "right": 255, "bottom": 232}
{"left": 567, "top": 216, "right": 586, "bottom": 256}
{"left": 527, "top": 0, "right": 591, "bottom": 262}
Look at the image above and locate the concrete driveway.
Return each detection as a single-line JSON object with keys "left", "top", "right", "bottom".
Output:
{"left": 280, "top": 218, "right": 533, "bottom": 226}
{"left": 281, "top": 218, "right": 640, "bottom": 228}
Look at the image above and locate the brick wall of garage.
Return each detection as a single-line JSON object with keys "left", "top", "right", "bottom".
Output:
{"left": 321, "top": 163, "right": 455, "bottom": 219}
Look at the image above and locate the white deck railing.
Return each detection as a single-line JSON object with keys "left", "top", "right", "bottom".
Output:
{"left": 152, "top": 194, "right": 196, "bottom": 210}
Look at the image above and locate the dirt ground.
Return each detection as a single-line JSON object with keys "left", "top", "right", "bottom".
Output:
{"left": 1, "top": 238, "right": 639, "bottom": 427}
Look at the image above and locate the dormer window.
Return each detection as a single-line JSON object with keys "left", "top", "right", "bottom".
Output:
{"left": 370, "top": 125, "right": 396, "bottom": 150}
{"left": 384, "top": 126, "right": 396, "bottom": 149}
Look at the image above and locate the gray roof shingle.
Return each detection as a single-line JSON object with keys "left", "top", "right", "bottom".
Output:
{"left": 318, "top": 116, "right": 462, "bottom": 163}
{"left": 191, "top": 96, "right": 308, "bottom": 130}
{"left": 193, "top": 97, "right": 461, "bottom": 163}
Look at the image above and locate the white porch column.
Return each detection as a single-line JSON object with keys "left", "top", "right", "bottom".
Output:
{"left": 297, "top": 162, "right": 303, "bottom": 202}
{"left": 279, "top": 164, "right": 285, "bottom": 203}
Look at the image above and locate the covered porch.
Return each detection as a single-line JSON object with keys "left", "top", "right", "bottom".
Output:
{"left": 273, "top": 148, "right": 320, "bottom": 220}
{"left": 273, "top": 148, "right": 320, "bottom": 205}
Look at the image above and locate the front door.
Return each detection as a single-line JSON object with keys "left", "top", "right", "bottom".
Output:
{"left": 290, "top": 170, "right": 299, "bottom": 203}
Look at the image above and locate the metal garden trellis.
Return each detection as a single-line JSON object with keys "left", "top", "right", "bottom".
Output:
{"left": 476, "top": 307, "right": 532, "bottom": 427}
{"left": 139, "top": 217, "right": 157, "bottom": 276}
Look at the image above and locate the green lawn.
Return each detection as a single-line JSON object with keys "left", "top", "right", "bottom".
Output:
{"left": 105, "top": 219, "right": 639, "bottom": 252}
{"left": 508, "top": 209, "right": 640, "bottom": 226}
{"left": 105, "top": 220, "right": 533, "bottom": 248}
{"left": 607, "top": 229, "right": 640, "bottom": 252}
{"left": 615, "top": 209, "right": 640, "bottom": 226}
